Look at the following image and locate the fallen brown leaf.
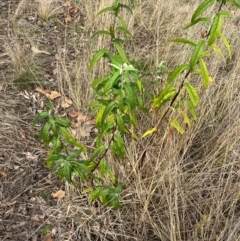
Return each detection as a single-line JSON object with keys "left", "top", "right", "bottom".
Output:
{"left": 0, "top": 171, "right": 7, "bottom": 177}
{"left": 69, "top": 6, "right": 78, "bottom": 15}
{"left": 68, "top": 110, "right": 79, "bottom": 118}
{"left": 77, "top": 113, "right": 92, "bottom": 123}
{"left": 51, "top": 190, "right": 65, "bottom": 199}
{"left": 64, "top": 13, "right": 72, "bottom": 23}
{"left": 61, "top": 97, "right": 72, "bottom": 108}
{"left": 19, "top": 131, "right": 25, "bottom": 139}
{"left": 31, "top": 214, "right": 44, "bottom": 222}
{"left": 45, "top": 235, "right": 53, "bottom": 241}
{"left": 35, "top": 87, "right": 61, "bottom": 100}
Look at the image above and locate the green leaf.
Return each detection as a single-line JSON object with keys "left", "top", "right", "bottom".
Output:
{"left": 96, "top": 121, "right": 115, "bottom": 146}
{"left": 110, "top": 196, "right": 120, "bottom": 210}
{"left": 120, "top": 3, "right": 133, "bottom": 14}
{"left": 39, "top": 122, "right": 51, "bottom": 144}
{"left": 58, "top": 162, "right": 74, "bottom": 184}
{"left": 89, "top": 49, "right": 109, "bottom": 71}
{"left": 208, "top": 14, "right": 222, "bottom": 46}
{"left": 96, "top": 105, "right": 106, "bottom": 127}
{"left": 113, "top": 41, "right": 129, "bottom": 63}
{"left": 185, "top": 17, "right": 210, "bottom": 29}
{"left": 166, "top": 64, "right": 189, "bottom": 88}
{"left": 97, "top": 6, "right": 114, "bottom": 15}
{"left": 136, "top": 78, "right": 143, "bottom": 93}
{"left": 116, "top": 114, "right": 126, "bottom": 133}
{"left": 102, "top": 102, "right": 117, "bottom": 124}
{"left": 66, "top": 149, "right": 82, "bottom": 162}
{"left": 99, "top": 158, "right": 107, "bottom": 177}
{"left": 199, "top": 59, "right": 210, "bottom": 89}
{"left": 219, "top": 32, "right": 231, "bottom": 58}
{"left": 89, "top": 187, "right": 102, "bottom": 201}
{"left": 123, "top": 79, "right": 136, "bottom": 110}
{"left": 211, "top": 43, "right": 224, "bottom": 59}
{"left": 187, "top": 100, "right": 198, "bottom": 121}
{"left": 91, "top": 30, "right": 111, "bottom": 39}
{"left": 184, "top": 82, "right": 200, "bottom": 107}
{"left": 90, "top": 145, "right": 106, "bottom": 161}
{"left": 219, "top": 10, "right": 233, "bottom": 18}
{"left": 189, "top": 40, "right": 205, "bottom": 71}
{"left": 115, "top": 182, "right": 123, "bottom": 194}
{"left": 152, "top": 87, "right": 176, "bottom": 109}
{"left": 180, "top": 110, "right": 191, "bottom": 127}
{"left": 137, "top": 95, "right": 148, "bottom": 113}
{"left": 33, "top": 111, "right": 49, "bottom": 126}
{"left": 72, "top": 160, "right": 95, "bottom": 173}
{"left": 91, "top": 76, "right": 107, "bottom": 89}
{"left": 170, "top": 118, "right": 185, "bottom": 134}
{"left": 110, "top": 134, "right": 125, "bottom": 158}
{"left": 142, "top": 128, "right": 157, "bottom": 138}
{"left": 117, "top": 16, "right": 132, "bottom": 36}
{"left": 106, "top": 166, "right": 116, "bottom": 183}
{"left": 51, "top": 136, "right": 62, "bottom": 153}
{"left": 71, "top": 140, "right": 87, "bottom": 151}
{"left": 191, "top": 0, "right": 215, "bottom": 22}
{"left": 46, "top": 153, "right": 65, "bottom": 169}
{"left": 58, "top": 127, "right": 86, "bottom": 151}
{"left": 109, "top": 24, "right": 115, "bottom": 38}
{"left": 170, "top": 38, "right": 197, "bottom": 47}
{"left": 228, "top": 0, "right": 240, "bottom": 8}
{"left": 109, "top": 54, "right": 124, "bottom": 67}
{"left": 103, "top": 70, "right": 121, "bottom": 93}
{"left": 55, "top": 116, "right": 71, "bottom": 127}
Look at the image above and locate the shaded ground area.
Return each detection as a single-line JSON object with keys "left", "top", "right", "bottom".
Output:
{"left": 0, "top": 1, "right": 87, "bottom": 240}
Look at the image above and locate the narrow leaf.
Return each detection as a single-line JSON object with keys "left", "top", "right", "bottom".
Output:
{"left": 171, "top": 38, "right": 197, "bottom": 46}
{"left": 170, "top": 119, "right": 185, "bottom": 134}
{"left": 166, "top": 64, "right": 189, "bottom": 88}
{"left": 99, "top": 158, "right": 107, "bottom": 177}
{"left": 142, "top": 128, "right": 157, "bottom": 138}
{"left": 97, "top": 6, "right": 114, "bottom": 15}
{"left": 185, "top": 17, "right": 210, "bottom": 29}
{"left": 184, "top": 82, "right": 200, "bottom": 107}
{"left": 208, "top": 14, "right": 222, "bottom": 46}
{"left": 91, "top": 30, "right": 111, "bottom": 39}
{"left": 33, "top": 111, "right": 49, "bottom": 126}
{"left": 228, "top": 0, "right": 240, "bottom": 8}
{"left": 199, "top": 59, "right": 210, "bottom": 89}
{"left": 219, "top": 10, "right": 233, "bottom": 18}
{"left": 211, "top": 43, "right": 225, "bottom": 59}
{"left": 219, "top": 32, "right": 231, "bottom": 58}
{"left": 191, "top": 0, "right": 215, "bottom": 22}
{"left": 187, "top": 100, "right": 197, "bottom": 121}
{"left": 189, "top": 40, "right": 205, "bottom": 71}
{"left": 152, "top": 87, "right": 176, "bottom": 108}
{"left": 113, "top": 41, "right": 129, "bottom": 63}
{"left": 180, "top": 110, "right": 191, "bottom": 127}
{"left": 89, "top": 49, "right": 109, "bottom": 71}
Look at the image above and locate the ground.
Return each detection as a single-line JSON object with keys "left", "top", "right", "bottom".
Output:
{"left": 0, "top": 1, "right": 240, "bottom": 241}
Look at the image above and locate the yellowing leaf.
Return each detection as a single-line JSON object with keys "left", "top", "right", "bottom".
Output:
{"left": 170, "top": 119, "right": 185, "bottom": 134}
{"left": 142, "top": 128, "right": 157, "bottom": 138}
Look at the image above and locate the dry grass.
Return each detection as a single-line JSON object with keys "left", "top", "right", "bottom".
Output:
{"left": 36, "top": 0, "right": 62, "bottom": 21}
{"left": 0, "top": 0, "right": 239, "bottom": 240}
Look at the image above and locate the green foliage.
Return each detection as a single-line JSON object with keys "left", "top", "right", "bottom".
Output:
{"left": 34, "top": 0, "right": 238, "bottom": 210}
